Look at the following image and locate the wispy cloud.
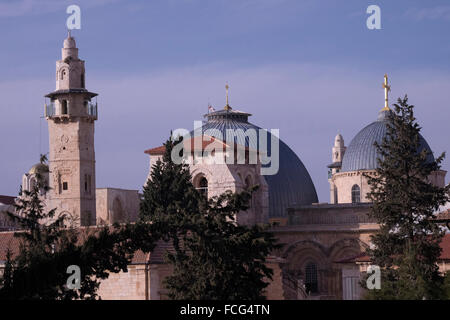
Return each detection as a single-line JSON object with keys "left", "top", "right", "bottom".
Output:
{"left": 405, "top": 5, "right": 450, "bottom": 21}
{"left": 0, "top": 0, "right": 120, "bottom": 17}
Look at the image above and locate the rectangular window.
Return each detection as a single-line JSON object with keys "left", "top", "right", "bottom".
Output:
{"left": 84, "top": 174, "right": 92, "bottom": 194}
{"left": 62, "top": 182, "right": 68, "bottom": 191}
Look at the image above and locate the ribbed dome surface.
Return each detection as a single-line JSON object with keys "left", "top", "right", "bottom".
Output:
{"left": 341, "top": 110, "right": 434, "bottom": 172}
{"left": 192, "top": 107, "right": 318, "bottom": 218}
{"left": 28, "top": 163, "right": 49, "bottom": 175}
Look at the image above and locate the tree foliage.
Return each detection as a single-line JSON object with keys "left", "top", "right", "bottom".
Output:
{"left": 140, "top": 136, "right": 280, "bottom": 300}
{"left": 364, "top": 96, "right": 450, "bottom": 299}
{"left": 0, "top": 157, "right": 157, "bottom": 300}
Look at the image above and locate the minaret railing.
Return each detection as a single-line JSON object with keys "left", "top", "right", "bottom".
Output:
{"left": 87, "top": 102, "right": 98, "bottom": 119}
{"left": 45, "top": 102, "right": 55, "bottom": 118}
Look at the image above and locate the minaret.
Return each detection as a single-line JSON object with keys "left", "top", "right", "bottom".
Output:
{"left": 332, "top": 133, "right": 346, "bottom": 165}
{"left": 44, "top": 33, "right": 98, "bottom": 226}
{"left": 328, "top": 133, "right": 346, "bottom": 204}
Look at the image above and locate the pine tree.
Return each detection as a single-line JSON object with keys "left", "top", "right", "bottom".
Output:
{"left": 140, "top": 135, "right": 280, "bottom": 299}
{"left": 0, "top": 156, "right": 157, "bottom": 300}
{"left": 164, "top": 189, "right": 279, "bottom": 300}
{"left": 365, "top": 96, "right": 450, "bottom": 299}
{"left": 0, "top": 249, "right": 13, "bottom": 295}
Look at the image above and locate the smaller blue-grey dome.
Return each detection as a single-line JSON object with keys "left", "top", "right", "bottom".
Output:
{"left": 341, "top": 109, "right": 434, "bottom": 172}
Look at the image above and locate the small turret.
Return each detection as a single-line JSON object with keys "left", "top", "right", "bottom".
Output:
{"left": 62, "top": 32, "right": 79, "bottom": 60}
{"left": 332, "top": 133, "right": 346, "bottom": 163}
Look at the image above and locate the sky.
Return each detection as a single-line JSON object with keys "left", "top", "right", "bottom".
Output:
{"left": 0, "top": 0, "right": 449, "bottom": 202}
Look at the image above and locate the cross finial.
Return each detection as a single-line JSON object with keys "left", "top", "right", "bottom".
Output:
{"left": 224, "top": 83, "right": 232, "bottom": 110}
{"left": 381, "top": 74, "right": 391, "bottom": 111}
{"left": 225, "top": 83, "right": 229, "bottom": 106}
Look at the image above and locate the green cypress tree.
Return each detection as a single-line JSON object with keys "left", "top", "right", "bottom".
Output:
{"left": 164, "top": 189, "right": 279, "bottom": 300}
{"left": 1, "top": 156, "right": 157, "bottom": 300}
{"left": 140, "top": 135, "right": 280, "bottom": 299}
{"left": 0, "top": 249, "right": 13, "bottom": 296}
{"left": 365, "top": 96, "right": 450, "bottom": 300}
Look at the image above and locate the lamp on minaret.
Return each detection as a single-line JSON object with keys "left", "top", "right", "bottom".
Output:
{"left": 44, "top": 33, "right": 98, "bottom": 226}
{"left": 381, "top": 73, "right": 391, "bottom": 111}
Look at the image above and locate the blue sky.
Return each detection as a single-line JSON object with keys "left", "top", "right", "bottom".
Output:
{"left": 0, "top": 0, "right": 449, "bottom": 202}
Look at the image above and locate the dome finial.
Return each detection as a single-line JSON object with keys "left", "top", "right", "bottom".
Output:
{"left": 381, "top": 73, "right": 391, "bottom": 111}
{"left": 224, "top": 83, "right": 232, "bottom": 110}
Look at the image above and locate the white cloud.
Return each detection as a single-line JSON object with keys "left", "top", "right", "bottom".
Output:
{"left": 0, "top": 0, "right": 120, "bottom": 17}
{"left": 405, "top": 5, "right": 450, "bottom": 21}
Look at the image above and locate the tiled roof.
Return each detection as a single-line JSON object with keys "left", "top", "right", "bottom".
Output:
{"left": 435, "top": 209, "right": 450, "bottom": 221}
{"left": 0, "top": 195, "right": 15, "bottom": 205}
{"left": 0, "top": 231, "right": 22, "bottom": 261}
{"left": 144, "top": 145, "right": 166, "bottom": 155}
{"left": 144, "top": 135, "right": 234, "bottom": 155}
{"left": 0, "top": 229, "right": 173, "bottom": 266}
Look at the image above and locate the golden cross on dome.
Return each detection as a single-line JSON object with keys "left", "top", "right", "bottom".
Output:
{"left": 381, "top": 74, "right": 391, "bottom": 111}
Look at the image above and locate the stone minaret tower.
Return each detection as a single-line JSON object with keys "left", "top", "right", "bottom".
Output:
{"left": 44, "top": 33, "right": 98, "bottom": 226}
{"left": 328, "top": 133, "right": 346, "bottom": 204}
{"left": 332, "top": 133, "right": 346, "bottom": 166}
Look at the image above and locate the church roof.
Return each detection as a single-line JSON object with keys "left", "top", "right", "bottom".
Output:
{"left": 28, "top": 163, "right": 48, "bottom": 175}
{"left": 145, "top": 104, "right": 318, "bottom": 218}
{"left": 341, "top": 109, "right": 434, "bottom": 172}
{"left": 0, "top": 195, "right": 15, "bottom": 206}
{"left": 144, "top": 135, "right": 251, "bottom": 155}
{"left": 195, "top": 105, "right": 318, "bottom": 218}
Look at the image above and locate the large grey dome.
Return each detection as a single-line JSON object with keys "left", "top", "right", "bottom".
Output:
{"left": 192, "top": 106, "right": 318, "bottom": 218}
{"left": 341, "top": 110, "right": 434, "bottom": 172}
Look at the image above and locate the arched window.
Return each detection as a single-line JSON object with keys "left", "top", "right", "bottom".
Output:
{"left": 305, "top": 262, "right": 318, "bottom": 294}
{"left": 61, "top": 100, "right": 68, "bottom": 115}
{"left": 351, "top": 184, "right": 360, "bottom": 204}
{"left": 198, "top": 177, "right": 208, "bottom": 199}
{"left": 244, "top": 176, "right": 252, "bottom": 189}
{"left": 60, "top": 69, "right": 66, "bottom": 80}
{"left": 81, "top": 73, "right": 85, "bottom": 88}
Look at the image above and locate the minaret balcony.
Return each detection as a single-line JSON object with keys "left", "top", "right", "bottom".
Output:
{"left": 44, "top": 102, "right": 98, "bottom": 120}
{"left": 86, "top": 102, "right": 98, "bottom": 120}
{"left": 45, "top": 102, "right": 56, "bottom": 118}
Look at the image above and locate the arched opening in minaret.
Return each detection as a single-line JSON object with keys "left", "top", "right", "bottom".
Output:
{"left": 61, "top": 100, "right": 68, "bottom": 115}
{"left": 81, "top": 73, "right": 85, "bottom": 88}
